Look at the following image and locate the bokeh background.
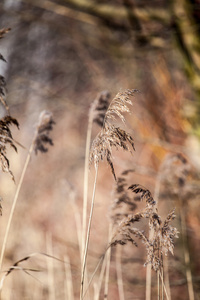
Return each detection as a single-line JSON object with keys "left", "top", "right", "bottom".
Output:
{"left": 0, "top": 0, "right": 200, "bottom": 299}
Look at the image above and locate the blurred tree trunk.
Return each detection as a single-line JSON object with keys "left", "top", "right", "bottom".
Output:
{"left": 2, "top": 0, "right": 200, "bottom": 133}
{"left": 60, "top": 0, "right": 200, "bottom": 132}
{"left": 171, "top": 0, "right": 200, "bottom": 133}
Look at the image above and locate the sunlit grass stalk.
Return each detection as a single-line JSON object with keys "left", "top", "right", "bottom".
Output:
{"left": 146, "top": 173, "right": 161, "bottom": 300}
{"left": 157, "top": 271, "right": 160, "bottom": 300}
{"left": 161, "top": 267, "right": 164, "bottom": 300}
{"left": 146, "top": 263, "right": 152, "bottom": 300}
{"left": 94, "top": 253, "right": 107, "bottom": 300}
{"left": 179, "top": 200, "right": 195, "bottom": 300}
{"left": 70, "top": 192, "right": 83, "bottom": 261}
{"left": 0, "top": 110, "right": 54, "bottom": 273}
{"left": 104, "top": 240, "right": 111, "bottom": 299}
{"left": 82, "top": 112, "right": 93, "bottom": 261}
{"left": 83, "top": 252, "right": 107, "bottom": 299}
{"left": 81, "top": 166, "right": 98, "bottom": 300}
{"left": 116, "top": 244, "right": 125, "bottom": 300}
{"left": 158, "top": 270, "right": 170, "bottom": 300}
{"left": 0, "top": 133, "right": 37, "bottom": 270}
{"left": 64, "top": 255, "right": 74, "bottom": 300}
{"left": 46, "top": 232, "right": 56, "bottom": 300}
{"left": 163, "top": 256, "right": 171, "bottom": 300}
{"left": 146, "top": 169, "right": 165, "bottom": 300}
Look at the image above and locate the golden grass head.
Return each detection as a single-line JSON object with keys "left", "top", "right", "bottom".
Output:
{"left": 104, "top": 89, "right": 139, "bottom": 125}
{"left": 89, "top": 89, "right": 138, "bottom": 180}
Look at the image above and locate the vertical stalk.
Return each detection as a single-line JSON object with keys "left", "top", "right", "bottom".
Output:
{"left": 146, "top": 172, "right": 162, "bottom": 300}
{"left": 161, "top": 266, "right": 164, "bottom": 300}
{"left": 157, "top": 271, "right": 160, "bottom": 300}
{"left": 159, "top": 270, "right": 170, "bottom": 300}
{"left": 104, "top": 224, "right": 112, "bottom": 299}
{"left": 82, "top": 113, "right": 93, "bottom": 261}
{"left": 0, "top": 136, "right": 36, "bottom": 270}
{"left": 179, "top": 202, "right": 195, "bottom": 300}
{"left": 94, "top": 224, "right": 112, "bottom": 300}
{"left": 116, "top": 244, "right": 125, "bottom": 300}
{"left": 81, "top": 165, "right": 98, "bottom": 300}
{"left": 46, "top": 232, "right": 56, "bottom": 300}
{"left": 163, "top": 256, "right": 171, "bottom": 300}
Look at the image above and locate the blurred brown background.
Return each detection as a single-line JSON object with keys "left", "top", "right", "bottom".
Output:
{"left": 0, "top": 0, "right": 200, "bottom": 299}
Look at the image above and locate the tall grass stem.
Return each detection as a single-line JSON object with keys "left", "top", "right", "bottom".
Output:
{"left": 179, "top": 201, "right": 195, "bottom": 300}
{"left": 0, "top": 136, "right": 36, "bottom": 270}
{"left": 116, "top": 244, "right": 125, "bottom": 300}
{"left": 82, "top": 114, "right": 93, "bottom": 261}
{"left": 80, "top": 165, "right": 98, "bottom": 300}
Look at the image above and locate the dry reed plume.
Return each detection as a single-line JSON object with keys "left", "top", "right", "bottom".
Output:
{"left": 89, "top": 90, "right": 110, "bottom": 127}
{"left": 34, "top": 110, "right": 55, "bottom": 154}
{"left": 0, "top": 116, "right": 19, "bottom": 181}
{"left": 0, "top": 28, "right": 11, "bottom": 113}
{"left": 110, "top": 169, "right": 137, "bottom": 224}
{"left": 110, "top": 183, "right": 178, "bottom": 272}
{"left": 0, "top": 27, "right": 19, "bottom": 182}
{"left": 90, "top": 89, "right": 138, "bottom": 180}
{"left": 157, "top": 153, "right": 199, "bottom": 300}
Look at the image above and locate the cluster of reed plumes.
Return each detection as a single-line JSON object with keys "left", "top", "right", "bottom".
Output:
{"left": 80, "top": 88, "right": 180, "bottom": 300}
{"left": 0, "top": 27, "right": 188, "bottom": 300}
{"left": 111, "top": 182, "right": 178, "bottom": 272}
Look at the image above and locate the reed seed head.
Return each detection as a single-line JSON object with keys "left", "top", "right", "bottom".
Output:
{"left": 90, "top": 89, "right": 138, "bottom": 180}
{"left": 90, "top": 90, "right": 110, "bottom": 127}
{"left": 0, "top": 116, "right": 19, "bottom": 181}
{"left": 110, "top": 183, "right": 178, "bottom": 272}
{"left": 34, "top": 110, "right": 55, "bottom": 154}
{"left": 0, "top": 27, "right": 10, "bottom": 113}
{"left": 110, "top": 169, "right": 137, "bottom": 224}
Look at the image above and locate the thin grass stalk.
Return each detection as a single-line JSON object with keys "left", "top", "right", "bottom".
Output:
{"left": 116, "top": 244, "right": 125, "bottom": 300}
{"left": 158, "top": 271, "right": 170, "bottom": 300}
{"left": 94, "top": 252, "right": 107, "bottom": 300}
{"left": 46, "top": 232, "right": 56, "bottom": 300}
{"left": 103, "top": 249, "right": 111, "bottom": 300}
{"left": 0, "top": 134, "right": 37, "bottom": 270}
{"left": 82, "top": 113, "right": 93, "bottom": 261}
{"left": 146, "top": 263, "right": 152, "bottom": 300}
{"left": 146, "top": 172, "right": 162, "bottom": 300}
{"left": 64, "top": 255, "right": 74, "bottom": 300}
{"left": 83, "top": 252, "right": 106, "bottom": 299}
{"left": 163, "top": 256, "right": 171, "bottom": 300}
{"left": 94, "top": 223, "right": 112, "bottom": 300}
{"left": 70, "top": 195, "right": 82, "bottom": 261}
{"left": 81, "top": 165, "right": 98, "bottom": 300}
{"left": 146, "top": 223, "right": 155, "bottom": 300}
{"left": 161, "top": 267, "right": 164, "bottom": 300}
{"left": 157, "top": 270, "right": 160, "bottom": 300}
{"left": 93, "top": 283, "right": 98, "bottom": 300}
{"left": 179, "top": 201, "right": 195, "bottom": 300}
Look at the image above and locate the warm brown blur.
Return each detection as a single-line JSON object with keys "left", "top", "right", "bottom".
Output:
{"left": 0, "top": 1, "right": 200, "bottom": 299}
